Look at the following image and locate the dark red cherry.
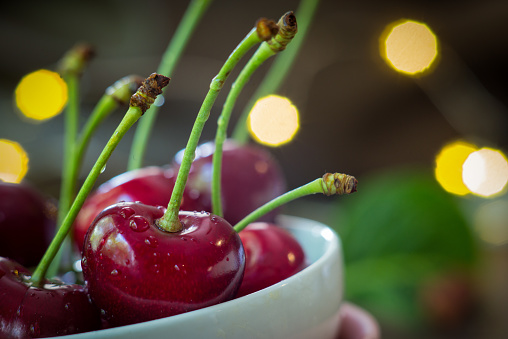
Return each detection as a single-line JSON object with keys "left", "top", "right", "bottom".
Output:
{"left": 0, "top": 182, "right": 56, "bottom": 267}
{"left": 236, "top": 222, "right": 306, "bottom": 297}
{"left": 81, "top": 202, "right": 245, "bottom": 327}
{"left": 73, "top": 166, "right": 207, "bottom": 253}
{"left": 0, "top": 257, "right": 101, "bottom": 338}
{"left": 173, "top": 140, "right": 286, "bottom": 225}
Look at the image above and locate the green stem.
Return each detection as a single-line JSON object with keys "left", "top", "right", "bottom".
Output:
{"left": 32, "top": 73, "right": 169, "bottom": 285}
{"left": 31, "top": 106, "right": 144, "bottom": 285}
{"left": 47, "top": 44, "right": 94, "bottom": 277}
{"left": 57, "top": 74, "right": 79, "bottom": 227}
{"left": 46, "top": 76, "right": 141, "bottom": 278}
{"left": 73, "top": 76, "right": 143, "bottom": 185}
{"left": 128, "top": 0, "right": 213, "bottom": 171}
{"left": 46, "top": 73, "right": 79, "bottom": 278}
{"left": 211, "top": 13, "right": 297, "bottom": 216}
{"left": 234, "top": 172, "right": 357, "bottom": 232}
{"left": 232, "top": 0, "right": 320, "bottom": 144}
{"left": 157, "top": 22, "right": 274, "bottom": 233}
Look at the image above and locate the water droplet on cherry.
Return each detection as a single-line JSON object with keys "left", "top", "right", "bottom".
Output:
{"left": 145, "top": 236, "right": 158, "bottom": 248}
{"left": 129, "top": 216, "right": 150, "bottom": 232}
{"left": 119, "top": 207, "right": 136, "bottom": 219}
{"left": 111, "top": 269, "right": 119, "bottom": 276}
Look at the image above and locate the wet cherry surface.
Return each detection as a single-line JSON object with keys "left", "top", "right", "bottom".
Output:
{"left": 236, "top": 222, "right": 306, "bottom": 297}
{"left": 173, "top": 140, "right": 287, "bottom": 226}
{"left": 81, "top": 202, "right": 245, "bottom": 327}
{"left": 0, "top": 182, "right": 56, "bottom": 268}
{"left": 73, "top": 166, "right": 208, "bottom": 253}
{"left": 0, "top": 257, "right": 101, "bottom": 338}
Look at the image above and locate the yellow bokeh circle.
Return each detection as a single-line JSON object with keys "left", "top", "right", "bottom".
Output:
{"left": 0, "top": 139, "right": 29, "bottom": 183}
{"left": 15, "top": 69, "right": 68, "bottom": 121}
{"left": 248, "top": 95, "right": 299, "bottom": 147}
{"left": 434, "top": 140, "right": 477, "bottom": 196}
{"left": 380, "top": 19, "right": 439, "bottom": 76}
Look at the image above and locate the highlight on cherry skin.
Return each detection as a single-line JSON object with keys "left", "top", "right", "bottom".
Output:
{"left": 72, "top": 166, "right": 209, "bottom": 253}
{"left": 81, "top": 202, "right": 245, "bottom": 327}
{"left": 0, "top": 257, "right": 102, "bottom": 338}
{"left": 173, "top": 139, "right": 287, "bottom": 225}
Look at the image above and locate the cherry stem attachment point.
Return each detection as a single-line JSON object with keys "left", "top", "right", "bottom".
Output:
{"left": 157, "top": 18, "right": 278, "bottom": 233}
{"left": 31, "top": 74, "right": 169, "bottom": 285}
{"left": 233, "top": 172, "right": 357, "bottom": 233}
{"left": 211, "top": 11, "right": 298, "bottom": 217}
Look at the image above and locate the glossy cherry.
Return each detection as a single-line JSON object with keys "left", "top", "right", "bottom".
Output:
{"left": 236, "top": 222, "right": 306, "bottom": 298}
{"left": 0, "top": 257, "right": 101, "bottom": 338}
{"left": 0, "top": 182, "right": 56, "bottom": 267}
{"left": 81, "top": 202, "right": 245, "bottom": 327}
{"left": 173, "top": 140, "right": 286, "bottom": 225}
{"left": 73, "top": 166, "right": 208, "bottom": 253}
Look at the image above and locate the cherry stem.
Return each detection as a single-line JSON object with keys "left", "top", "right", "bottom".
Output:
{"left": 233, "top": 172, "right": 357, "bottom": 233}
{"left": 211, "top": 11, "right": 298, "bottom": 217}
{"left": 232, "top": 0, "right": 320, "bottom": 144}
{"left": 128, "top": 0, "right": 213, "bottom": 171}
{"left": 46, "top": 76, "right": 142, "bottom": 277}
{"left": 157, "top": 19, "right": 277, "bottom": 233}
{"left": 56, "top": 43, "right": 94, "bottom": 229}
{"left": 46, "top": 45, "right": 94, "bottom": 277}
{"left": 31, "top": 74, "right": 169, "bottom": 286}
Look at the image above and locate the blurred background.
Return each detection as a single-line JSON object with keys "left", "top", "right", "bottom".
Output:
{"left": 1, "top": 0, "right": 507, "bottom": 337}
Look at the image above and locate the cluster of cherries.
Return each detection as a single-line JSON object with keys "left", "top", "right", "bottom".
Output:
{"left": 0, "top": 133, "right": 307, "bottom": 337}
{"left": 1, "top": 10, "right": 356, "bottom": 338}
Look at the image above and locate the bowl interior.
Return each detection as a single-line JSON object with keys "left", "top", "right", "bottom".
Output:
{"left": 53, "top": 215, "right": 343, "bottom": 339}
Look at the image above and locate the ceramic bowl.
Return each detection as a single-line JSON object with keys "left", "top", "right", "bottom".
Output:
{"left": 52, "top": 215, "right": 344, "bottom": 339}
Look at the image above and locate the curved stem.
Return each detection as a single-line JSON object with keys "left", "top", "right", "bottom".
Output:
{"left": 128, "top": 0, "right": 213, "bottom": 170}
{"left": 234, "top": 178, "right": 323, "bottom": 232}
{"left": 211, "top": 45, "right": 278, "bottom": 216}
{"left": 46, "top": 76, "right": 141, "bottom": 277}
{"left": 211, "top": 12, "right": 298, "bottom": 216}
{"left": 46, "top": 73, "right": 79, "bottom": 278}
{"left": 234, "top": 172, "right": 357, "bottom": 232}
{"left": 32, "top": 106, "right": 144, "bottom": 285}
{"left": 158, "top": 26, "right": 269, "bottom": 233}
{"left": 232, "top": 0, "right": 320, "bottom": 144}
{"left": 32, "top": 73, "right": 169, "bottom": 285}
{"left": 73, "top": 76, "right": 143, "bottom": 186}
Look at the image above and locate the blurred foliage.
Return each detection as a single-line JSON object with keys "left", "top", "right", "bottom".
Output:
{"left": 333, "top": 168, "right": 478, "bottom": 330}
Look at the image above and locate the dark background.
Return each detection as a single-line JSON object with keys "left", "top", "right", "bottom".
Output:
{"left": 1, "top": 0, "right": 507, "bottom": 338}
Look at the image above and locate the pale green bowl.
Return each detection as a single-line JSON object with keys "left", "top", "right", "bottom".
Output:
{"left": 52, "top": 215, "right": 344, "bottom": 339}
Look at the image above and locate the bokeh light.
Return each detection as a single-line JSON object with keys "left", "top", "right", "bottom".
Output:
{"left": 248, "top": 95, "right": 299, "bottom": 147}
{"left": 462, "top": 148, "right": 508, "bottom": 197}
{"left": 474, "top": 200, "right": 508, "bottom": 246}
{"left": 15, "top": 69, "right": 68, "bottom": 121}
{"left": 0, "top": 139, "right": 29, "bottom": 183}
{"left": 380, "top": 19, "right": 438, "bottom": 76}
{"left": 435, "top": 140, "right": 477, "bottom": 196}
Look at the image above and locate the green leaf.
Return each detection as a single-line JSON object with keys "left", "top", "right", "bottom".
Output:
{"left": 332, "top": 167, "right": 478, "bottom": 328}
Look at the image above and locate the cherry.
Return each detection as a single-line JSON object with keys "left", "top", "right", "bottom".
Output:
{"left": 73, "top": 166, "right": 208, "bottom": 253}
{"left": 0, "top": 182, "right": 56, "bottom": 267}
{"left": 0, "top": 257, "right": 101, "bottom": 338}
{"left": 236, "top": 222, "right": 306, "bottom": 297}
{"left": 81, "top": 202, "right": 244, "bottom": 327}
{"left": 173, "top": 139, "right": 286, "bottom": 225}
